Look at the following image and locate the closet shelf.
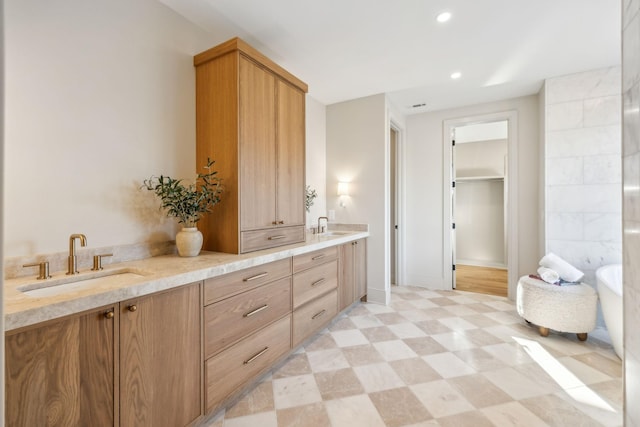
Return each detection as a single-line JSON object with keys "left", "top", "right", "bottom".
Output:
{"left": 456, "top": 175, "right": 504, "bottom": 182}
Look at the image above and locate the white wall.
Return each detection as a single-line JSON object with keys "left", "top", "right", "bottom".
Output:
{"left": 305, "top": 96, "right": 327, "bottom": 226}
{"left": 456, "top": 139, "right": 507, "bottom": 178}
{"left": 326, "top": 94, "right": 389, "bottom": 304}
{"left": 4, "top": 0, "right": 218, "bottom": 257}
{"left": 456, "top": 180, "right": 505, "bottom": 267}
{"left": 404, "top": 95, "right": 540, "bottom": 289}
{"left": 543, "top": 67, "right": 622, "bottom": 286}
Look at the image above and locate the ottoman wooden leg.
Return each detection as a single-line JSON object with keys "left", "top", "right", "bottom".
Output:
{"left": 577, "top": 333, "right": 588, "bottom": 342}
{"left": 539, "top": 327, "right": 550, "bottom": 337}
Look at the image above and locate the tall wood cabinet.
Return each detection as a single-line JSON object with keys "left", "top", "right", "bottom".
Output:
{"left": 195, "top": 37, "right": 308, "bottom": 254}
{"left": 5, "top": 283, "right": 202, "bottom": 427}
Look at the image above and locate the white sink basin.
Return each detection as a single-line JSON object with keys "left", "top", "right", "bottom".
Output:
{"left": 18, "top": 268, "right": 151, "bottom": 298}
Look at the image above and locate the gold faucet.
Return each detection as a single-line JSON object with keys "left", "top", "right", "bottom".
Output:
{"left": 317, "top": 216, "right": 329, "bottom": 234}
{"left": 67, "top": 233, "right": 87, "bottom": 275}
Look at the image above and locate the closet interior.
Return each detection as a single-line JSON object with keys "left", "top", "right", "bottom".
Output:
{"left": 454, "top": 121, "right": 508, "bottom": 296}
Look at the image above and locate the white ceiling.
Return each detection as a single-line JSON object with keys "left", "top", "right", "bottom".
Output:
{"left": 160, "top": 0, "right": 621, "bottom": 115}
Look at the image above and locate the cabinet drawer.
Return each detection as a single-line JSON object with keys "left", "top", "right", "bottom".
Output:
{"left": 204, "top": 277, "right": 291, "bottom": 358}
{"left": 293, "top": 246, "right": 338, "bottom": 273}
{"left": 292, "top": 290, "right": 338, "bottom": 347}
{"left": 293, "top": 260, "right": 338, "bottom": 309}
{"left": 205, "top": 314, "right": 291, "bottom": 412}
{"left": 204, "top": 258, "right": 291, "bottom": 305}
{"left": 241, "top": 225, "right": 305, "bottom": 253}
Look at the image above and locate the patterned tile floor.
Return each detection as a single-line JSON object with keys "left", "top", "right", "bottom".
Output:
{"left": 204, "top": 286, "right": 623, "bottom": 427}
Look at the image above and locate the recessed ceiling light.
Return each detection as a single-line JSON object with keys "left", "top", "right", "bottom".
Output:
{"left": 436, "top": 12, "right": 452, "bottom": 23}
{"left": 450, "top": 71, "right": 462, "bottom": 79}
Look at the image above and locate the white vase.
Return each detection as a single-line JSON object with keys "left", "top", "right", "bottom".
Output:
{"left": 176, "top": 227, "right": 203, "bottom": 257}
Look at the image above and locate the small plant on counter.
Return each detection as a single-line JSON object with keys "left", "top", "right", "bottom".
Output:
{"left": 305, "top": 185, "right": 318, "bottom": 213}
{"left": 142, "top": 158, "right": 223, "bottom": 227}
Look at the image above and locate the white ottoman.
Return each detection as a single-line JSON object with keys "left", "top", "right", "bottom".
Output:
{"left": 516, "top": 275, "right": 597, "bottom": 341}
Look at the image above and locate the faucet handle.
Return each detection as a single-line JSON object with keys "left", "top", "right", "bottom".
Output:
{"left": 23, "top": 261, "right": 52, "bottom": 280}
{"left": 92, "top": 253, "right": 113, "bottom": 271}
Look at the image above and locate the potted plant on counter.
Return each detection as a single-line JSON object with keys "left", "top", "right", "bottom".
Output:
{"left": 142, "top": 159, "right": 223, "bottom": 257}
{"left": 305, "top": 185, "right": 318, "bottom": 213}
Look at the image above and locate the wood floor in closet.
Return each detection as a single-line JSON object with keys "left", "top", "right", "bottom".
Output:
{"left": 455, "top": 264, "right": 508, "bottom": 297}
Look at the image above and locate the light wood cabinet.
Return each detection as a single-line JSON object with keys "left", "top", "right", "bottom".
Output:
{"left": 204, "top": 276, "right": 291, "bottom": 357}
{"left": 291, "top": 248, "right": 339, "bottom": 347}
{"left": 120, "top": 283, "right": 201, "bottom": 427}
{"left": 293, "top": 259, "right": 338, "bottom": 309}
{"left": 205, "top": 315, "right": 291, "bottom": 412}
{"left": 293, "top": 246, "right": 338, "bottom": 273}
{"left": 203, "top": 258, "right": 291, "bottom": 305}
{"left": 293, "top": 290, "right": 338, "bottom": 347}
{"left": 195, "top": 37, "right": 308, "bottom": 254}
{"left": 339, "top": 239, "right": 368, "bottom": 311}
{"left": 5, "top": 239, "right": 366, "bottom": 426}
{"left": 6, "top": 305, "right": 118, "bottom": 427}
{"left": 203, "top": 256, "right": 293, "bottom": 414}
{"left": 6, "top": 283, "right": 202, "bottom": 427}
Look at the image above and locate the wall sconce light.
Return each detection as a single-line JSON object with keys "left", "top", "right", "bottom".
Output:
{"left": 338, "top": 182, "right": 350, "bottom": 207}
{"left": 337, "top": 182, "right": 349, "bottom": 197}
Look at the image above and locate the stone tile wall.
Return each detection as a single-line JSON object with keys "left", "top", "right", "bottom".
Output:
{"left": 544, "top": 68, "right": 623, "bottom": 286}
{"left": 623, "top": 0, "right": 640, "bottom": 425}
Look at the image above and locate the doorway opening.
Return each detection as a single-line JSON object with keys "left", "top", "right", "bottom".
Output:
{"left": 453, "top": 121, "right": 508, "bottom": 296}
{"left": 390, "top": 126, "right": 399, "bottom": 286}
{"left": 443, "top": 112, "right": 519, "bottom": 299}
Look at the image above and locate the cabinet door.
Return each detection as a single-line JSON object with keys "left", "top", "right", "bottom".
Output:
{"left": 5, "top": 305, "right": 117, "bottom": 427}
{"left": 276, "top": 79, "right": 305, "bottom": 227}
{"left": 120, "top": 283, "right": 201, "bottom": 427}
{"left": 339, "top": 242, "right": 356, "bottom": 311}
{"left": 239, "top": 56, "right": 277, "bottom": 230}
{"left": 339, "top": 239, "right": 368, "bottom": 310}
{"left": 355, "top": 239, "right": 368, "bottom": 300}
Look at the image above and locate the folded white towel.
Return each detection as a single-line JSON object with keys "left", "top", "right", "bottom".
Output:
{"left": 539, "top": 252, "right": 584, "bottom": 282}
{"left": 537, "top": 267, "right": 560, "bottom": 284}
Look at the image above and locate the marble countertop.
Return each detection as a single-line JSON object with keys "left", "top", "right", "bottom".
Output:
{"left": 4, "top": 230, "right": 369, "bottom": 331}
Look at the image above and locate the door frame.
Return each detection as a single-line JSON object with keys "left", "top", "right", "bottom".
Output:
{"left": 442, "top": 110, "right": 519, "bottom": 299}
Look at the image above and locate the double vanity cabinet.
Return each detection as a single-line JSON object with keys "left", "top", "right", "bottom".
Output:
{"left": 4, "top": 235, "right": 367, "bottom": 426}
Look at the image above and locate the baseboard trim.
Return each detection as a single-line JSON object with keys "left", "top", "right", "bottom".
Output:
{"left": 366, "top": 287, "right": 390, "bottom": 305}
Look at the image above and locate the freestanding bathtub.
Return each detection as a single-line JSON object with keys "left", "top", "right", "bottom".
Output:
{"left": 596, "top": 264, "right": 623, "bottom": 359}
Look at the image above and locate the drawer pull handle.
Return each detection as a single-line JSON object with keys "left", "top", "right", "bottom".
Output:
{"left": 311, "top": 278, "right": 326, "bottom": 287}
{"left": 243, "top": 347, "right": 269, "bottom": 365}
{"left": 312, "top": 309, "right": 327, "bottom": 320}
{"left": 243, "top": 304, "right": 269, "bottom": 318}
{"left": 127, "top": 305, "right": 137, "bottom": 312}
{"left": 272, "top": 221, "right": 278, "bottom": 225}
{"left": 278, "top": 220, "right": 285, "bottom": 224}
{"left": 311, "top": 254, "right": 326, "bottom": 261}
{"left": 104, "top": 311, "right": 115, "bottom": 319}
{"left": 268, "top": 235, "right": 286, "bottom": 240}
{"left": 243, "top": 272, "right": 268, "bottom": 282}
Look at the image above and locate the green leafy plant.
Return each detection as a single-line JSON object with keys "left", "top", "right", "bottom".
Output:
{"left": 305, "top": 185, "right": 318, "bottom": 213}
{"left": 142, "top": 159, "right": 223, "bottom": 227}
